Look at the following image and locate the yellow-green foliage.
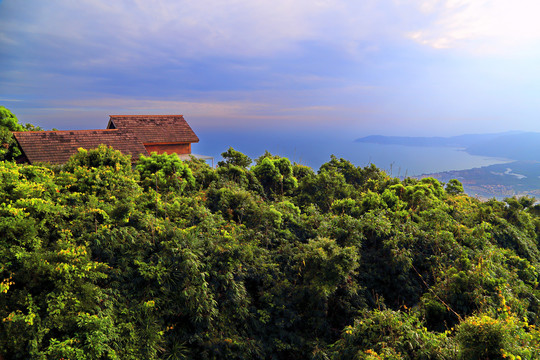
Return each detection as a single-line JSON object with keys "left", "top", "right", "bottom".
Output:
{"left": 1, "top": 145, "right": 540, "bottom": 360}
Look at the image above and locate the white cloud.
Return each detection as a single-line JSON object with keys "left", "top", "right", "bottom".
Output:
{"left": 406, "top": 0, "right": 540, "bottom": 54}
{"left": 0, "top": 0, "right": 415, "bottom": 64}
{"left": 3, "top": 0, "right": 539, "bottom": 75}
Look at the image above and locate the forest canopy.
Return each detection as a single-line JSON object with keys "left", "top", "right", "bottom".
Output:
{"left": 0, "top": 106, "right": 43, "bottom": 162}
{"left": 1, "top": 121, "right": 540, "bottom": 359}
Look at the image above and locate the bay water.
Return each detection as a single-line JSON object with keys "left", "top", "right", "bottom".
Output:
{"left": 192, "top": 130, "right": 511, "bottom": 176}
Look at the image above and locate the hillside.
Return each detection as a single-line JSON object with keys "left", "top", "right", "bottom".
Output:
{"left": 356, "top": 131, "right": 540, "bottom": 161}
{"left": 466, "top": 132, "right": 540, "bottom": 161}
{"left": 355, "top": 132, "right": 513, "bottom": 148}
{"left": 1, "top": 147, "right": 540, "bottom": 359}
{"left": 421, "top": 161, "right": 540, "bottom": 199}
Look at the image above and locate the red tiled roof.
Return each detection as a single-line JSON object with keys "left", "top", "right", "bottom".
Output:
{"left": 108, "top": 115, "right": 199, "bottom": 144}
{"left": 13, "top": 129, "right": 149, "bottom": 164}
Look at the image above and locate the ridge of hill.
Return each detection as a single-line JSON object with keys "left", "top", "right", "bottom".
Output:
{"left": 356, "top": 131, "right": 540, "bottom": 161}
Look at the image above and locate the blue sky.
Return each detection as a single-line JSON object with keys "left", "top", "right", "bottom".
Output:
{"left": 1, "top": 0, "right": 540, "bottom": 143}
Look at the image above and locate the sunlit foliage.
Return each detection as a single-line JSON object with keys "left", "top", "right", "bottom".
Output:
{"left": 1, "top": 142, "right": 540, "bottom": 359}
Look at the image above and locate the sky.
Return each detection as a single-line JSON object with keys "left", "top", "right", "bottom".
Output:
{"left": 1, "top": 0, "right": 540, "bottom": 166}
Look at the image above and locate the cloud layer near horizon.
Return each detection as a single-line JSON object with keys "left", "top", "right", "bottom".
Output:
{"left": 1, "top": 0, "right": 540, "bottom": 135}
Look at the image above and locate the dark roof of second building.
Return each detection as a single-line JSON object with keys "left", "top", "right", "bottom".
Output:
{"left": 13, "top": 129, "right": 149, "bottom": 164}
{"left": 108, "top": 115, "right": 199, "bottom": 144}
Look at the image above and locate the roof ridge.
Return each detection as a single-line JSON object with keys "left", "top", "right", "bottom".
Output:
{"left": 13, "top": 129, "right": 120, "bottom": 134}
{"left": 109, "top": 115, "right": 184, "bottom": 117}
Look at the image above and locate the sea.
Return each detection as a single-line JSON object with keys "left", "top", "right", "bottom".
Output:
{"left": 192, "top": 130, "right": 511, "bottom": 176}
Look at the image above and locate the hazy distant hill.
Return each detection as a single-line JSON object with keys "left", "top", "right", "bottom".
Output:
{"left": 355, "top": 133, "right": 511, "bottom": 148}
{"left": 466, "top": 132, "right": 540, "bottom": 161}
{"left": 356, "top": 131, "right": 540, "bottom": 161}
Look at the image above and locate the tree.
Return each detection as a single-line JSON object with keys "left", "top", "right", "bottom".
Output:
{"left": 218, "top": 147, "right": 252, "bottom": 168}
{"left": 0, "top": 106, "right": 24, "bottom": 132}
{"left": 136, "top": 152, "right": 195, "bottom": 194}
{"left": 183, "top": 156, "right": 217, "bottom": 189}
{"left": 320, "top": 156, "right": 387, "bottom": 191}
{"left": 251, "top": 156, "right": 298, "bottom": 200}
{"left": 446, "top": 179, "right": 464, "bottom": 195}
{"left": 0, "top": 106, "right": 24, "bottom": 161}
{"left": 64, "top": 144, "right": 132, "bottom": 172}
{"left": 295, "top": 168, "right": 352, "bottom": 212}
{"left": 0, "top": 107, "right": 44, "bottom": 161}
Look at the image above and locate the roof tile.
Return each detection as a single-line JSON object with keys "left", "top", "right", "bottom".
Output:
{"left": 13, "top": 129, "right": 149, "bottom": 164}
{"left": 108, "top": 115, "right": 199, "bottom": 144}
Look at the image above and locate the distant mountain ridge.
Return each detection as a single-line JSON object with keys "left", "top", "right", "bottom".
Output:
{"left": 356, "top": 131, "right": 540, "bottom": 161}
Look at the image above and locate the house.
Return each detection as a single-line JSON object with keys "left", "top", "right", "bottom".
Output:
{"left": 107, "top": 115, "right": 199, "bottom": 156}
{"left": 13, "top": 115, "right": 204, "bottom": 165}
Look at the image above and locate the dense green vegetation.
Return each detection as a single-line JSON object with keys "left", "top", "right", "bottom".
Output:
{"left": 0, "top": 106, "right": 43, "bottom": 162}
{"left": 1, "top": 110, "right": 540, "bottom": 359}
